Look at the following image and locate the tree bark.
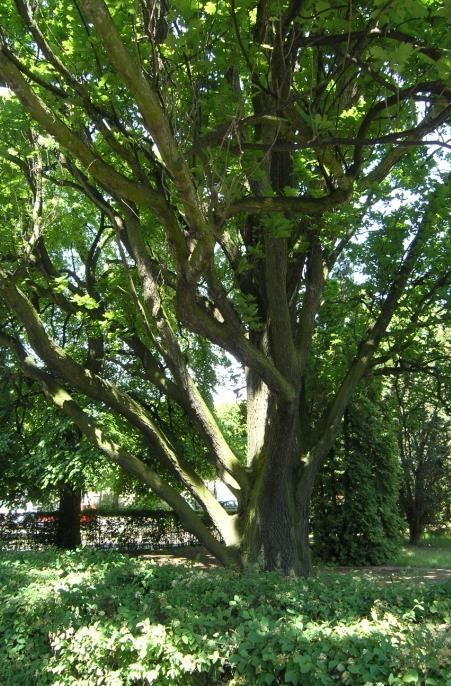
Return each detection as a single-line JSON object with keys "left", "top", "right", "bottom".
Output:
{"left": 406, "top": 500, "right": 425, "bottom": 546}
{"left": 55, "top": 484, "right": 82, "bottom": 549}
{"left": 240, "top": 397, "right": 312, "bottom": 576}
{"left": 408, "top": 516, "right": 423, "bottom": 546}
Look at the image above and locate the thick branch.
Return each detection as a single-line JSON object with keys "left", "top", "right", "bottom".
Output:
{"left": 78, "top": 0, "right": 215, "bottom": 279}
{"left": 296, "top": 237, "right": 326, "bottom": 374}
{"left": 0, "top": 331, "right": 236, "bottom": 564}
{"left": 222, "top": 187, "right": 352, "bottom": 220}
{"left": 296, "top": 29, "right": 444, "bottom": 62}
{"left": 350, "top": 82, "right": 450, "bottom": 179}
{"left": 361, "top": 104, "right": 451, "bottom": 188}
{"left": 0, "top": 273, "right": 237, "bottom": 542}
{"left": 265, "top": 234, "right": 297, "bottom": 378}
{"left": 176, "top": 282, "right": 296, "bottom": 402}
{"left": 0, "top": 49, "right": 170, "bottom": 216}
{"left": 119, "top": 208, "right": 247, "bottom": 491}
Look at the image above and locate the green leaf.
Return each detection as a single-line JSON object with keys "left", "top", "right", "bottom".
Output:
{"left": 369, "top": 46, "right": 388, "bottom": 62}
{"left": 315, "top": 0, "right": 330, "bottom": 11}
{"left": 285, "top": 668, "right": 299, "bottom": 684}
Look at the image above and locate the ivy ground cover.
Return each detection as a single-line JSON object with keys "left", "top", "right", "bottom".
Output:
{"left": 0, "top": 550, "right": 449, "bottom": 686}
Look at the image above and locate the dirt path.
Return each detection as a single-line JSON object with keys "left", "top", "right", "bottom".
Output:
{"left": 320, "top": 565, "right": 451, "bottom": 583}
{"left": 135, "top": 546, "right": 451, "bottom": 582}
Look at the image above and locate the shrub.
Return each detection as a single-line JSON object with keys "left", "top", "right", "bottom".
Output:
{"left": 312, "top": 394, "right": 403, "bottom": 565}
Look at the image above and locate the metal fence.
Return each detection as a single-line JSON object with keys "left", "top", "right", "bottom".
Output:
{"left": 0, "top": 509, "right": 200, "bottom": 552}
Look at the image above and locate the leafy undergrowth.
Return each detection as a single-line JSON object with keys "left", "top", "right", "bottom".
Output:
{"left": 0, "top": 550, "right": 450, "bottom": 686}
{"left": 388, "top": 535, "right": 451, "bottom": 569}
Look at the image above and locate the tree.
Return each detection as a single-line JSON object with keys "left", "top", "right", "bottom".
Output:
{"left": 393, "top": 373, "right": 450, "bottom": 544}
{"left": 0, "top": 0, "right": 449, "bottom": 574}
{"left": 0, "top": 356, "right": 85, "bottom": 547}
{"left": 312, "top": 387, "right": 402, "bottom": 565}
{"left": 0, "top": 350, "right": 121, "bottom": 547}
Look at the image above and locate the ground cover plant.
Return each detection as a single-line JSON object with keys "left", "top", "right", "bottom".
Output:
{"left": 0, "top": 549, "right": 450, "bottom": 686}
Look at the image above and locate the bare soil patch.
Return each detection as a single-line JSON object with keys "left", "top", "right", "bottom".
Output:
{"left": 133, "top": 545, "right": 219, "bottom": 568}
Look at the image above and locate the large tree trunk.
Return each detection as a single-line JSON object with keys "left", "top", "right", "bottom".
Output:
{"left": 55, "top": 484, "right": 82, "bottom": 549}
{"left": 240, "top": 396, "right": 312, "bottom": 576}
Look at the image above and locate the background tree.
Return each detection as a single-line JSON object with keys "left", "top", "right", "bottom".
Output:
{"left": 0, "top": 350, "right": 121, "bottom": 547}
{"left": 0, "top": 0, "right": 449, "bottom": 574}
{"left": 393, "top": 372, "right": 450, "bottom": 544}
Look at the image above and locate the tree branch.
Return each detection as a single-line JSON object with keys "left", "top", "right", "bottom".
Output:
{"left": 221, "top": 187, "right": 353, "bottom": 220}
{"left": 78, "top": 0, "right": 215, "bottom": 279}
{"left": 309, "top": 178, "right": 449, "bottom": 467}
{"left": 264, "top": 232, "right": 298, "bottom": 379}
{"left": 0, "top": 273, "right": 238, "bottom": 542}
{"left": 0, "top": 48, "right": 171, "bottom": 217}
{"left": 117, "top": 206, "right": 248, "bottom": 491}
{"left": 0, "top": 330, "right": 237, "bottom": 564}
{"left": 296, "top": 236, "right": 326, "bottom": 375}
{"left": 176, "top": 282, "right": 296, "bottom": 402}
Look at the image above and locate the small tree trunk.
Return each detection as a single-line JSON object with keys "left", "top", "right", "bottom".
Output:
{"left": 111, "top": 490, "right": 120, "bottom": 509}
{"left": 55, "top": 484, "right": 82, "bottom": 549}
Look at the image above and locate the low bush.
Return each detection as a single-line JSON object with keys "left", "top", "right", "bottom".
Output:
{"left": 0, "top": 549, "right": 449, "bottom": 685}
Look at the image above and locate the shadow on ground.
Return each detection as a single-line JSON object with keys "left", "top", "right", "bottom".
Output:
{"left": 134, "top": 546, "right": 451, "bottom": 582}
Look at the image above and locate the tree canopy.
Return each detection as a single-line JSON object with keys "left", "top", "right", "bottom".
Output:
{"left": 0, "top": 0, "right": 449, "bottom": 574}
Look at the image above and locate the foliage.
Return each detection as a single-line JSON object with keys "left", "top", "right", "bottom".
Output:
{"left": 0, "top": 361, "right": 120, "bottom": 509}
{"left": 0, "top": 550, "right": 450, "bottom": 686}
{"left": 312, "top": 390, "right": 403, "bottom": 565}
{"left": 0, "top": 351, "right": 211, "bottom": 511}
{"left": 0, "top": 356, "right": 25, "bottom": 503}
{"left": 215, "top": 402, "right": 247, "bottom": 463}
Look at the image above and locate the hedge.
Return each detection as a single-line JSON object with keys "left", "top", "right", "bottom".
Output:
{"left": 0, "top": 509, "right": 199, "bottom": 552}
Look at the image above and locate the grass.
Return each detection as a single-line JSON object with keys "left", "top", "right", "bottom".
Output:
{"left": 388, "top": 534, "right": 451, "bottom": 569}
